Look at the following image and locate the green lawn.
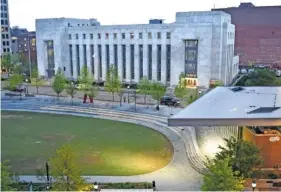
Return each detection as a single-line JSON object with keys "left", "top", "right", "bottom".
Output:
{"left": 1, "top": 111, "right": 173, "bottom": 175}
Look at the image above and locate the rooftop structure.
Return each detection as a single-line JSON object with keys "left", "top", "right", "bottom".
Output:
{"left": 168, "top": 86, "right": 281, "bottom": 126}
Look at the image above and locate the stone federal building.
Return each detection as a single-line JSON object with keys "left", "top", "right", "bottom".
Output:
{"left": 36, "top": 11, "right": 239, "bottom": 88}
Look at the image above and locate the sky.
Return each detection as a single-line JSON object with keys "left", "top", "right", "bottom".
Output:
{"left": 8, "top": 0, "right": 281, "bottom": 31}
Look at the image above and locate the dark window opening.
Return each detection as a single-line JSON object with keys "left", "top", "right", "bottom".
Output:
{"left": 247, "top": 107, "right": 280, "bottom": 114}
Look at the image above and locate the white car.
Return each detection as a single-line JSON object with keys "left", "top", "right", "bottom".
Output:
{"left": 276, "top": 70, "right": 281, "bottom": 77}
{"left": 241, "top": 69, "right": 247, "bottom": 74}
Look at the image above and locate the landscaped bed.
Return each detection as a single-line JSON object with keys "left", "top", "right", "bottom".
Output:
{"left": 1, "top": 111, "right": 173, "bottom": 175}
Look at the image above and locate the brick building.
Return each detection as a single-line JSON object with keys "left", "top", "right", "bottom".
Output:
{"left": 11, "top": 27, "right": 37, "bottom": 69}
{"left": 212, "top": 3, "right": 281, "bottom": 68}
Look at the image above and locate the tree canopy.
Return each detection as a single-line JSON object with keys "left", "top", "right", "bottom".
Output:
{"left": 52, "top": 67, "right": 66, "bottom": 100}
{"left": 215, "top": 136, "right": 262, "bottom": 177}
{"left": 245, "top": 69, "right": 280, "bottom": 86}
{"left": 31, "top": 67, "right": 44, "bottom": 94}
{"left": 174, "top": 73, "right": 189, "bottom": 105}
{"left": 78, "top": 65, "right": 94, "bottom": 94}
{"left": 1, "top": 162, "right": 16, "bottom": 191}
{"left": 201, "top": 157, "right": 245, "bottom": 191}
{"left": 50, "top": 144, "right": 88, "bottom": 191}
{"left": 138, "top": 76, "right": 151, "bottom": 104}
{"left": 105, "top": 65, "right": 121, "bottom": 101}
{"left": 150, "top": 81, "right": 166, "bottom": 107}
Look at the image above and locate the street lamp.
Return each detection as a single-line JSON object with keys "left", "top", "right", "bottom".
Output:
{"left": 252, "top": 180, "right": 257, "bottom": 191}
{"left": 25, "top": 78, "right": 29, "bottom": 94}
{"left": 93, "top": 182, "right": 98, "bottom": 191}
{"left": 127, "top": 85, "right": 130, "bottom": 103}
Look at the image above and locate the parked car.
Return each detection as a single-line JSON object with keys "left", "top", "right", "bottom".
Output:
{"left": 12, "top": 85, "right": 26, "bottom": 93}
{"left": 276, "top": 70, "right": 281, "bottom": 77}
{"left": 160, "top": 96, "right": 180, "bottom": 106}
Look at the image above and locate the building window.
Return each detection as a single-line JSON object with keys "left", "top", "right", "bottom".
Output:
{"left": 184, "top": 40, "right": 198, "bottom": 77}
{"left": 105, "top": 33, "right": 109, "bottom": 39}
{"left": 113, "top": 33, "right": 117, "bottom": 39}
{"left": 90, "top": 45, "right": 94, "bottom": 74}
{"left": 69, "top": 45, "right": 73, "bottom": 76}
{"left": 106, "top": 44, "right": 110, "bottom": 74}
{"left": 19, "top": 44, "right": 21, "bottom": 48}
{"left": 90, "top": 34, "right": 93, "bottom": 39}
{"left": 12, "top": 39, "right": 15, "bottom": 43}
{"left": 76, "top": 34, "right": 78, "bottom": 39}
{"left": 148, "top": 44, "right": 152, "bottom": 80}
{"left": 83, "top": 44, "right": 87, "bottom": 66}
{"left": 98, "top": 33, "right": 101, "bottom": 39}
{"left": 83, "top": 34, "right": 86, "bottom": 39}
{"left": 166, "top": 32, "right": 171, "bottom": 39}
{"left": 6, "top": 41, "right": 9, "bottom": 46}
{"left": 166, "top": 45, "right": 171, "bottom": 82}
{"left": 76, "top": 45, "right": 80, "bottom": 75}
{"left": 157, "top": 32, "right": 161, "bottom": 39}
{"left": 148, "top": 32, "right": 152, "bottom": 39}
{"left": 24, "top": 43, "right": 27, "bottom": 47}
{"left": 130, "top": 33, "right": 134, "bottom": 39}
{"left": 157, "top": 45, "right": 161, "bottom": 81}
{"left": 122, "top": 33, "right": 125, "bottom": 39}
{"left": 46, "top": 40, "right": 55, "bottom": 78}
{"left": 139, "top": 45, "right": 143, "bottom": 79}
{"left": 98, "top": 45, "right": 102, "bottom": 78}
{"left": 2, "top": 41, "right": 5, "bottom": 46}
{"left": 4, "top": 20, "right": 7, "bottom": 25}
{"left": 68, "top": 34, "right": 71, "bottom": 40}
{"left": 1, "top": 20, "right": 3, "bottom": 25}
{"left": 122, "top": 45, "right": 126, "bottom": 79}
{"left": 114, "top": 44, "right": 118, "bottom": 69}
{"left": 5, "top": 34, "right": 8, "bottom": 39}
{"left": 130, "top": 44, "right": 135, "bottom": 79}
{"left": 139, "top": 33, "right": 143, "bottom": 39}
{"left": 1, "top": 34, "right": 4, "bottom": 39}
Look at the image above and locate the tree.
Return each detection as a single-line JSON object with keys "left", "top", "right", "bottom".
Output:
{"left": 78, "top": 65, "right": 94, "bottom": 95}
{"left": 50, "top": 144, "right": 88, "bottom": 191}
{"left": 88, "top": 85, "right": 98, "bottom": 104}
{"left": 174, "top": 73, "right": 189, "bottom": 105}
{"left": 31, "top": 67, "right": 44, "bottom": 94}
{"left": 1, "top": 162, "right": 16, "bottom": 191}
{"left": 1, "top": 53, "right": 16, "bottom": 77}
{"left": 66, "top": 83, "right": 76, "bottom": 104}
{"left": 215, "top": 136, "right": 262, "bottom": 177}
{"left": 245, "top": 69, "right": 278, "bottom": 86}
{"left": 150, "top": 81, "right": 166, "bottom": 110}
{"left": 52, "top": 67, "right": 66, "bottom": 100}
{"left": 201, "top": 157, "right": 245, "bottom": 191}
{"left": 138, "top": 76, "right": 151, "bottom": 104}
{"left": 105, "top": 65, "right": 122, "bottom": 101}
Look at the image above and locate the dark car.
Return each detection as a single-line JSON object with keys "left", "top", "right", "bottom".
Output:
{"left": 13, "top": 85, "right": 27, "bottom": 93}
{"left": 160, "top": 96, "right": 180, "bottom": 106}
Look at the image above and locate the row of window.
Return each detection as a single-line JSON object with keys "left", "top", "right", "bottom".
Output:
{"left": 2, "top": 41, "right": 9, "bottom": 46}
{"left": 1, "top": 5, "right": 7, "bottom": 11}
{"left": 1, "top": 27, "right": 9, "bottom": 32}
{"left": 1, "top": 12, "right": 8, "bottom": 18}
{"left": 1, "top": 19, "right": 8, "bottom": 25}
{"left": 2, "top": 33, "right": 9, "bottom": 39}
{"left": 69, "top": 32, "right": 171, "bottom": 40}
{"left": 68, "top": 44, "right": 171, "bottom": 82}
{"left": 184, "top": 40, "right": 198, "bottom": 77}
{"left": 1, "top": 0, "right": 7, "bottom": 4}
{"left": 2, "top": 48, "right": 10, "bottom": 52}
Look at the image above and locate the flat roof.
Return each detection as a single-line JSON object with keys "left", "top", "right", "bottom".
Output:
{"left": 168, "top": 87, "right": 281, "bottom": 126}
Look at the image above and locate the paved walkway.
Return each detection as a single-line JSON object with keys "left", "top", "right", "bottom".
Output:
{"left": 1, "top": 95, "right": 203, "bottom": 191}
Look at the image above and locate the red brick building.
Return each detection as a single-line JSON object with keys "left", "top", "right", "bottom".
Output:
{"left": 212, "top": 3, "right": 281, "bottom": 68}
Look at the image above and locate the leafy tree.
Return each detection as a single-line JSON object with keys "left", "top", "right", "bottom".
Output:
{"left": 201, "top": 157, "right": 245, "bottom": 191}
{"left": 8, "top": 74, "right": 24, "bottom": 91}
{"left": 1, "top": 53, "right": 15, "bottom": 77}
{"left": 105, "top": 65, "right": 121, "bottom": 101}
{"left": 31, "top": 67, "right": 44, "bottom": 94}
{"left": 66, "top": 83, "right": 76, "bottom": 104}
{"left": 138, "top": 76, "right": 151, "bottom": 104}
{"left": 174, "top": 73, "right": 189, "bottom": 105}
{"left": 1, "top": 162, "right": 16, "bottom": 191}
{"left": 78, "top": 65, "right": 94, "bottom": 94}
{"left": 150, "top": 81, "right": 166, "bottom": 109}
{"left": 215, "top": 136, "right": 262, "bottom": 177}
{"left": 52, "top": 67, "right": 66, "bottom": 100}
{"left": 88, "top": 85, "right": 98, "bottom": 103}
{"left": 50, "top": 144, "right": 88, "bottom": 191}
{"left": 245, "top": 69, "right": 278, "bottom": 86}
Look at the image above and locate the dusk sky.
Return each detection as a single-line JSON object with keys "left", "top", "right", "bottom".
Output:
{"left": 9, "top": 0, "right": 281, "bottom": 31}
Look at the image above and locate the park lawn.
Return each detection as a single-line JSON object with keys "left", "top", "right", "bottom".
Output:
{"left": 1, "top": 111, "right": 173, "bottom": 176}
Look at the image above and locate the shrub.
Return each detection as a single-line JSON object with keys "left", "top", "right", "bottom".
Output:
{"left": 268, "top": 173, "right": 278, "bottom": 179}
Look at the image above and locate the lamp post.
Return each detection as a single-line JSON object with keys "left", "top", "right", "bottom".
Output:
{"left": 93, "top": 182, "right": 98, "bottom": 191}
{"left": 252, "top": 180, "right": 257, "bottom": 191}
{"left": 127, "top": 85, "right": 130, "bottom": 103}
{"left": 25, "top": 78, "right": 29, "bottom": 94}
{"left": 46, "top": 162, "right": 50, "bottom": 189}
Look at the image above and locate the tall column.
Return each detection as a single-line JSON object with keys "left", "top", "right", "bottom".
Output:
{"left": 79, "top": 44, "right": 84, "bottom": 74}
{"left": 102, "top": 44, "right": 106, "bottom": 81}
{"left": 152, "top": 44, "right": 157, "bottom": 81}
{"left": 134, "top": 43, "right": 139, "bottom": 83}
{"left": 143, "top": 43, "right": 148, "bottom": 78}
{"left": 86, "top": 44, "right": 92, "bottom": 73}
{"left": 110, "top": 43, "right": 114, "bottom": 66}
{"left": 117, "top": 44, "right": 123, "bottom": 80}
{"left": 126, "top": 44, "right": 131, "bottom": 82}
{"left": 161, "top": 44, "right": 167, "bottom": 84}
{"left": 72, "top": 45, "right": 78, "bottom": 79}
{"left": 94, "top": 44, "right": 99, "bottom": 81}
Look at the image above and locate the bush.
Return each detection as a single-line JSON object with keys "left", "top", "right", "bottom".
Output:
{"left": 268, "top": 173, "right": 278, "bottom": 179}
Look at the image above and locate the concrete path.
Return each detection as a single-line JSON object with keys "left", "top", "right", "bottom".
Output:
{"left": 1, "top": 96, "right": 203, "bottom": 191}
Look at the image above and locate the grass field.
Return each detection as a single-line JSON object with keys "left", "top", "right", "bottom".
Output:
{"left": 1, "top": 111, "right": 173, "bottom": 175}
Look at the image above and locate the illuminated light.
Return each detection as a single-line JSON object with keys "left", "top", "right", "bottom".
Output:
{"left": 201, "top": 138, "right": 225, "bottom": 158}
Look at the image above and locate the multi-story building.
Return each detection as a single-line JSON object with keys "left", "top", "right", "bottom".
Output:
{"left": 11, "top": 27, "right": 37, "bottom": 68}
{"left": 36, "top": 11, "right": 239, "bottom": 88}
{"left": 1, "top": 0, "right": 11, "bottom": 55}
{"left": 212, "top": 2, "right": 281, "bottom": 68}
